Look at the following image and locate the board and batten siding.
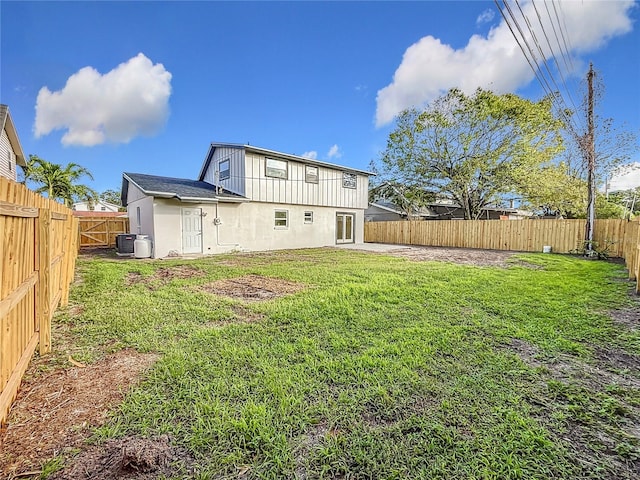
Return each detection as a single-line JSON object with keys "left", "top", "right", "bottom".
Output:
{"left": 202, "top": 146, "right": 246, "bottom": 197}
{"left": 243, "top": 151, "right": 368, "bottom": 209}
{"left": 0, "top": 128, "right": 17, "bottom": 182}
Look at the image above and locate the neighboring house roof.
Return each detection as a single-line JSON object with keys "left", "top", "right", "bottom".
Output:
{"left": 369, "top": 199, "right": 531, "bottom": 219}
{"left": 198, "top": 142, "right": 374, "bottom": 181}
{"left": 369, "top": 201, "right": 434, "bottom": 218}
{"left": 369, "top": 202, "right": 404, "bottom": 215}
{"left": 121, "top": 172, "right": 247, "bottom": 206}
{"left": 0, "top": 104, "right": 26, "bottom": 167}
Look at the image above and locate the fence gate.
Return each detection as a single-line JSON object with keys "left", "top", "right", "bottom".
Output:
{"left": 78, "top": 217, "right": 129, "bottom": 248}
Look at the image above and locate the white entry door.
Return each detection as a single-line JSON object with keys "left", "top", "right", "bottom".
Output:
{"left": 336, "top": 213, "right": 355, "bottom": 244}
{"left": 182, "top": 208, "right": 202, "bottom": 254}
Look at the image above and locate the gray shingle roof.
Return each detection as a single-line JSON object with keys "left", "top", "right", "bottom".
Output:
{"left": 122, "top": 172, "right": 245, "bottom": 205}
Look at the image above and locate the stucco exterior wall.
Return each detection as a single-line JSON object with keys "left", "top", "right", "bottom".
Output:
{"left": 127, "top": 181, "right": 148, "bottom": 204}
{"left": 128, "top": 195, "right": 155, "bottom": 239}
{"left": 147, "top": 199, "right": 364, "bottom": 258}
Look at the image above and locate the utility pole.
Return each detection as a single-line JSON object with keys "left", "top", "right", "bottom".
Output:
{"left": 584, "top": 62, "right": 596, "bottom": 257}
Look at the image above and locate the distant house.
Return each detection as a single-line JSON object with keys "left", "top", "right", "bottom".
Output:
{"left": 365, "top": 200, "right": 531, "bottom": 221}
{"left": 0, "top": 105, "right": 27, "bottom": 182}
{"left": 121, "top": 143, "right": 372, "bottom": 258}
{"left": 72, "top": 200, "right": 121, "bottom": 213}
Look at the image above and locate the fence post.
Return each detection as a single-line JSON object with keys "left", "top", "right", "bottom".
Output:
{"left": 37, "top": 207, "right": 51, "bottom": 355}
{"left": 60, "top": 214, "right": 73, "bottom": 306}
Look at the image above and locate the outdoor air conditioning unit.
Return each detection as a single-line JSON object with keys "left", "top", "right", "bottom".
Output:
{"left": 116, "top": 234, "right": 136, "bottom": 256}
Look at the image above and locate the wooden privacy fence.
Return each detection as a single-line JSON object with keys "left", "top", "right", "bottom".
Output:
{"left": 0, "top": 178, "right": 78, "bottom": 425}
{"left": 365, "top": 219, "right": 640, "bottom": 284}
{"left": 78, "top": 216, "right": 129, "bottom": 248}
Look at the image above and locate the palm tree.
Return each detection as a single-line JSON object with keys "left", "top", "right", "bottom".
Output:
{"left": 22, "top": 155, "right": 98, "bottom": 207}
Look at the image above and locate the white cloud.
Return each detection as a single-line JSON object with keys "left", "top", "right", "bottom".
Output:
{"left": 608, "top": 163, "right": 640, "bottom": 192}
{"left": 376, "top": 0, "right": 635, "bottom": 127}
{"left": 476, "top": 9, "right": 495, "bottom": 26}
{"left": 35, "top": 53, "right": 172, "bottom": 146}
{"left": 327, "top": 144, "right": 341, "bottom": 159}
{"left": 301, "top": 150, "right": 318, "bottom": 159}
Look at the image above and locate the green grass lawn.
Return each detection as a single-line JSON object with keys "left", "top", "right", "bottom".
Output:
{"left": 56, "top": 248, "right": 639, "bottom": 479}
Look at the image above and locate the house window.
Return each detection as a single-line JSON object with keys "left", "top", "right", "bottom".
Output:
{"left": 101, "top": 206, "right": 106, "bottom": 211}
{"left": 89, "top": 205, "right": 95, "bottom": 211}
{"left": 274, "top": 210, "right": 288, "bottom": 228}
{"left": 266, "top": 158, "right": 287, "bottom": 179}
{"left": 219, "top": 159, "right": 230, "bottom": 180}
{"left": 342, "top": 172, "right": 357, "bottom": 189}
{"left": 304, "top": 211, "right": 313, "bottom": 224}
{"left": 305, "top": 165, "right": 319, "bottom": 184}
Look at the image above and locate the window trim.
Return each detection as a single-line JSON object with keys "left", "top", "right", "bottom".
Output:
{"left": 219, "top": 159, "right": 230, "bottom": 181}
{"left": 304, "top": 211, "right": 313, "bottom": 224}
{"left": 342, "top": 172, "right": 357, "bottom": 189}
{"left": 274, "top": 209, "right": 289, "bottom": 229}
{"left": 305, "top": 165, "right": 319, "bottom": 184}
{"left": 266, "top": 157, "right": 288, "bottom": 179}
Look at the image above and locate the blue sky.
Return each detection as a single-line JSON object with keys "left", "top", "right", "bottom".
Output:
{"left": 2, "top": 1, "right": 639, "bottom": 195}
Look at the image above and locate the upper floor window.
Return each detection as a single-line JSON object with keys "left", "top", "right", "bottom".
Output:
{"left": 342, "top": 172, "right": 357, "bottom": 189}
{"left": 305, "top": 165, "right": 319, "bottom": 184}
{"left": 266, "top": 158, "right": 287, "bottom": 179}
{"left": 219, "top": 159, "right": 230, "bottom": 180}
{"left": 7, "top": 151, "right": 12, "bottom": 172}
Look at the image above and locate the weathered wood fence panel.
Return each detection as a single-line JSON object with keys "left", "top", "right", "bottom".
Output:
{"left": 78, "top": 216, "right": 129, "bottom": 248}
{"left": 0, "top": 177, "right": 78, "bottom": 425}
{"left": 365, "top": 219, "right": 640, "bottom": 289}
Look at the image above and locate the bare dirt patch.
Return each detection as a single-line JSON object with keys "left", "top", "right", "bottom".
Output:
{"left": 503, "top": 337, "right": 640, "bottom": 479}
{"left": 294, "top": 422, "right": 330, "bottom": 480}
{"left": 125, "top": 265, "right": 205, "bottom": 290}
{"left": 347, "top": 245, "right": 529, "bottom": 267}
{"left": 204, "top": 305, "right": 267, "bottom": 328}
{"left": 199, "top": 274, "right": 306, "bottom": 301}
{"left": 48, "top": 435, "right": 195, "bottom": 480}
{"left": 610, "top": 308, "right": 640, "bottom": 331}
{"left": 0, "top": 349, "right": 158, "bottom": 478}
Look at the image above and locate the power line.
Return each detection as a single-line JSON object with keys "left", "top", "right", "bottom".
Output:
{"left": 554, "top": 0, "right": 576, "bottom": 71}
{"left": 495, "top": 0, "right": 579, "bottom": 137}
{"left": 531, "top": 0, "right": 583, "bottom": 130}
{"left": 495, "top": 0, "right": 583, "bottom": 140}
{"left": 542, "top": 0, "right": 574, "bottom": 76}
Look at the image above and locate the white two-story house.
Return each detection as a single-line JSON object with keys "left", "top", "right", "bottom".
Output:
{"left": 121, "top": 143, "right": 371, "bottom": 258}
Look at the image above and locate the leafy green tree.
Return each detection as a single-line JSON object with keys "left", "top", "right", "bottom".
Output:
{"left": 21, "top": 155, "right": 97, "bottom": 207}
{"left": 376, "top": 88, "right": 564, "bottom": 219}
{"left": 515, "top": 163, "right": 586, "bottom": 217}
{"left": 99, "top": 189, "right": 123, "bottom": 207}
{"left": 594, "top": 194, "right": 625, "bottom": 219}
